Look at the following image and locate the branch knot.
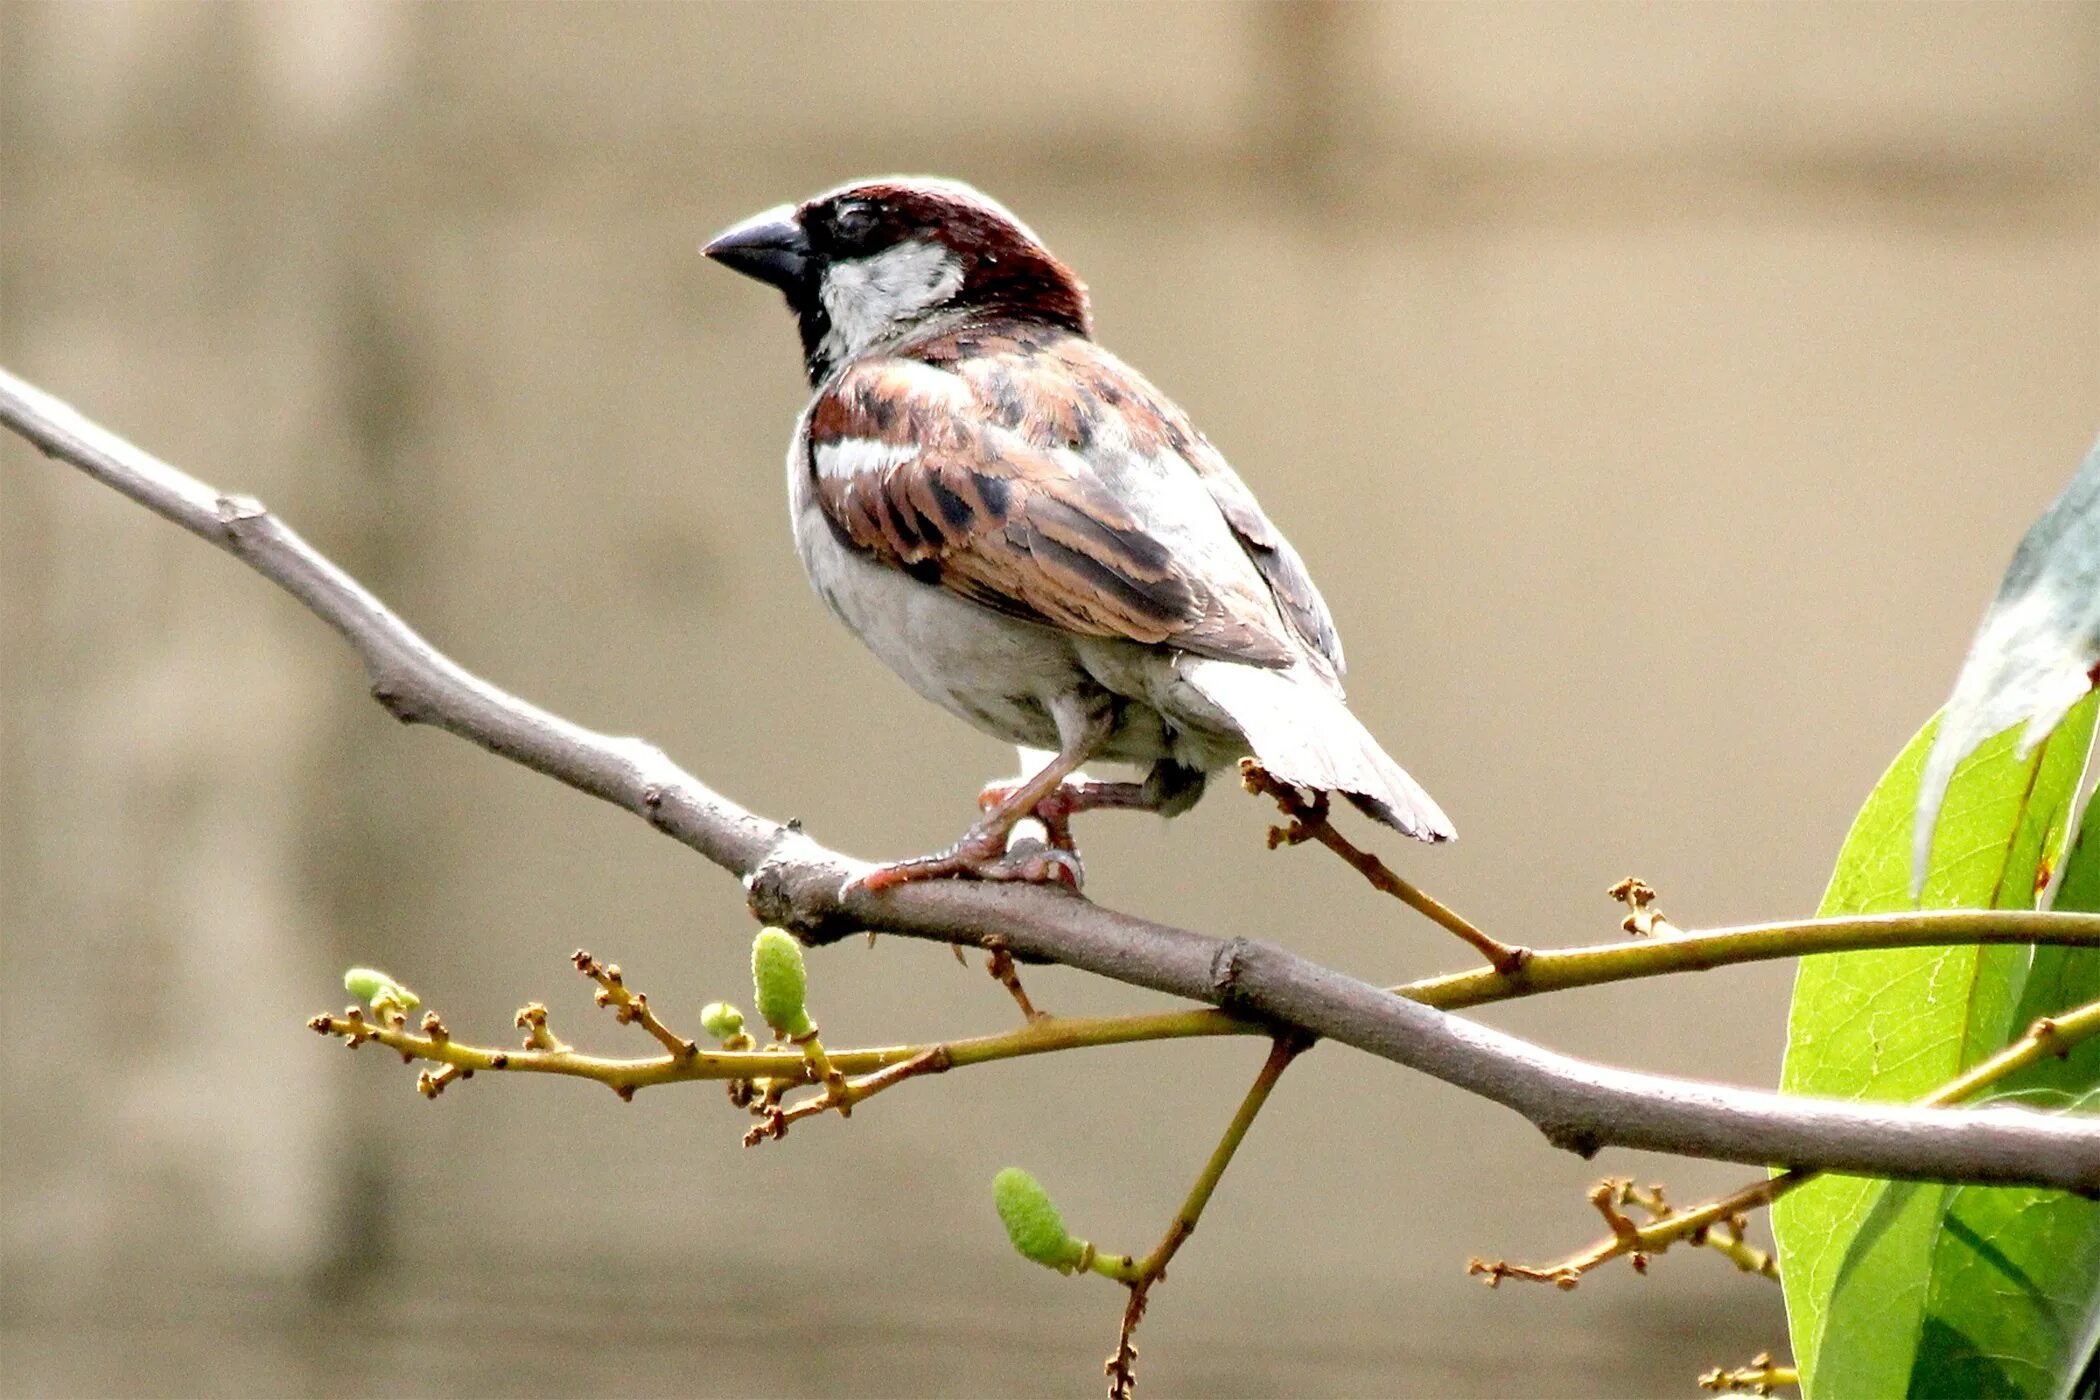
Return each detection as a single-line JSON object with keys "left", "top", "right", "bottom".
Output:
{"left": 1209, "top": 938, "right": 1256, "bottom": 1013}
{"left": 213, "top": 492, "right": 268, "bottom": 535}
{"left": 744, "top": 829, "right": 864, "bottom": 945}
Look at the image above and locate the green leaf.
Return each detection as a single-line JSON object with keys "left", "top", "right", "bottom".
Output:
{"left": 1808, "top": 1181, "right": 1949, "bottom": 1396}
{"left": 1775, "top": 693, "right": 2100, "bottom": 1398}
{"left": 2057, "top": 1250, "right": 2100, "bottom": 1400}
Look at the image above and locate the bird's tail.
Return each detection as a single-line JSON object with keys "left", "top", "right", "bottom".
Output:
{"left": 1182, "top": 658, "right": 1455, "bottom": 843}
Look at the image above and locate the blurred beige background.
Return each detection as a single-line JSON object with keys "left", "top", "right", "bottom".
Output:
{"left": 3, "top": 2, "right": 2097, "bottom": 1396}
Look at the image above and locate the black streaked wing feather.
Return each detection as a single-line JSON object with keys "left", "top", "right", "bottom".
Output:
{"left": 806, "top": 359, "right": 1295, "bottom": 667}
{"left": 936, "top": 329, "right": 1348, "bottom": 678}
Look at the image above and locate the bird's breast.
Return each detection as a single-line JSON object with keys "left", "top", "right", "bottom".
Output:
{"left": 786, "top": 450, "right": 1068, "bottom": 750}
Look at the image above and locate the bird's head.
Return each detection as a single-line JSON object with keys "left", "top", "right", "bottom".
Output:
{"left": 704, "top": 177, "right": 1091, "bottom": 384}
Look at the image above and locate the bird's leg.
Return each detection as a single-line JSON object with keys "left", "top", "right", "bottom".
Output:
{"left": 987, "top": 780, "right": 1150, "bottom": 851}
{"left": 850, "top": 703, "right": 1115, "bottom": 894}
{"left": 978, "top": 760, "right": 1208, "bottom": 851}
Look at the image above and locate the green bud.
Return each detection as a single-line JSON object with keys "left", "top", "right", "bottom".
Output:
{"left": 700, "top": 1001, "right": 746, "bottom": 1042}
{"left": 993, "top": 1167, "right": 1087, "bottom": 1273}
{"left": 344, "top": 967, "right": 419, "bottom": 1013}
{"left": 751, "top": 928, "right": 814, "bottom": 1039}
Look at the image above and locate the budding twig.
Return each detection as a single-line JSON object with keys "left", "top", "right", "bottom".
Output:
{"left": 572, "top": 949, "right": 697, "bottom": 1059}
{"left": 1239, "top": 761, "right": 1530, "bottom": 974}
{"left": 417, "top": 1062, "right": 468, "bottom": 1099}
{"left": 1467, "top": 1178, "right": 1772, "bottom": 1288}
{"left": 1101, "top": 1036, "right": 1304, "bottom": 1400}
{"left": 1607, "top": 877, "right": 1683, "bottom": 938}
{"left": 745, "top": 1046, "right": 953, "bottom": 1145}
{"left": 1470, "top": 993, "right": 2100, "bottom": 1289}
{"left": 1699, "top": 1353, "right": 1797, "bottom": 1395}
{"left": 310, "top": 948, "right": 1251, "bottom": 1112}
{"left": 514, "top": 1002, "right": 567, "bottom": 1053}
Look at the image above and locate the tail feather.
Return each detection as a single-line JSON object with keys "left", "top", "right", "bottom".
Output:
{"left": 1182, "top": 659, "right": 1455, "bottom": 843}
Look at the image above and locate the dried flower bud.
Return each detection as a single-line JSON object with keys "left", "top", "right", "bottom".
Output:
{"left": 751, "top": 929, "right": 813, "bottom": 1039}
{"left": 993, "top": 1168, "right": 1087, "bottom": 1273}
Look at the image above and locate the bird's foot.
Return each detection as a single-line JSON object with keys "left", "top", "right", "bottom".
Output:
{"left": 845, "top": 829, "right": 1084, "bottom": 897}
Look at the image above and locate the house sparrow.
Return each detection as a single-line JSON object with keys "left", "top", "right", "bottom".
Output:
{"left": 705, "top": 177, "right": 1453, "bottom": 891}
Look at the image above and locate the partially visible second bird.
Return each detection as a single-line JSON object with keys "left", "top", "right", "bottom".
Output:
{"left": 705, "top": 177, "right": 1453, "bottom": 891}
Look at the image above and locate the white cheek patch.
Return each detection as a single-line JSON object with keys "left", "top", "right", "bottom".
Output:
{"left": 818, "top": 240, "right": 965, "bottom": 367}
{"left": 813, "top": 438, "right": 917, "bottom": 483}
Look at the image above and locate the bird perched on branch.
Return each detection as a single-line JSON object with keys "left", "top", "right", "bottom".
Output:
{"left": 705, "top": 177, "right": 1453, "bottom": 892}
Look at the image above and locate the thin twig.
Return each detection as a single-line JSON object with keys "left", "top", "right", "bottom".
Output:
{"left": 745, "top": 1046, "right": 952, "bottom": 1145}
{"left": 1468, "top": 1177, "right": 1773, "bottom": 1288}
{"left": 571, "top": 949, "right": 697, "bottom": 1059}
{"left": 513, "top": 1002, "right": 567, "bottom": 1053}
{"left": 1240, "top": 761, "right": 1530, "bottom": 973}
{"left": 985, "top": 942, "right": 1047, "bottom": 1022}
{"left": 1699, "top": 1353, "right": 1797, "bottom": 1395}
{"left": 11, "top": 366, "right": 2100, "bottom": 1190}
{"left": 1616, "top": 1181, "right": 1773, "bottom": 1279}
{"left": 1607, "top": 877, "right": 1683, "bottom": 938}
{"left": 1099, "top": 1037, "right": 1304, "bottom": 1400}
{"left": 314, "top": 992, "right": 1224, "bottom": 1099}
{"left": 1401, "top": 908, "right": 2100, "bottom": 1009}
{"left": 310, "top": 915, "right": 2100, "bottom": 1104}
{"left": 1470, "top": 994, "right": 2100, "bottom": 1288}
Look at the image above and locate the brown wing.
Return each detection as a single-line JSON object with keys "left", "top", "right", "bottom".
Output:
{"left": 927, "top": 330, "right": 1348, "bottom": 676}
{"left": 806, "top": 357, "right": 1295, "bottom": 666}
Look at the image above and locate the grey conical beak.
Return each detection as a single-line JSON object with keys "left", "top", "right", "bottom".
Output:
{"left": 702, "top": 204, "right": 811, "bottom": 290}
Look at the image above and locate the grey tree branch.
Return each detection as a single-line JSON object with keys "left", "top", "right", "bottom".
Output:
{"left": 6, "top": 364, "right": 2098, "bottom": 1192}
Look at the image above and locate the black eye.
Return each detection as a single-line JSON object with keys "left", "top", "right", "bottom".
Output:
{"left": 831, "top": 201, "right": 881, "bottom": 246}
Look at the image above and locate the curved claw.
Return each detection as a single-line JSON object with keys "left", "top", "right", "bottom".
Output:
{"left": 995, "top": 839, "right": 1084, "bottom": 890}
